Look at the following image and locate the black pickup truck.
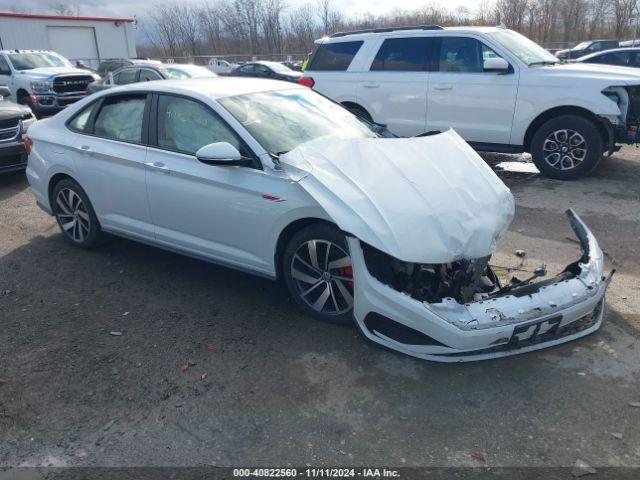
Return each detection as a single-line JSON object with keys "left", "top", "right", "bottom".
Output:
{"left": 0, "top": 86, "right": 36, "bottom": 174}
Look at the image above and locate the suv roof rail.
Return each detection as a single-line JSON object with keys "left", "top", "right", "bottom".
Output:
{"left": 330, "top": 25, "right": 444, "bottom": 38}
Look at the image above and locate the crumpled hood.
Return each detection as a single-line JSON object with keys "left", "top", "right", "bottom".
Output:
{"left": 281, "top": 129, "right": 515, "bottom": 264}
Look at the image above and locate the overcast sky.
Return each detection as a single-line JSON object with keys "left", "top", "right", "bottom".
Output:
{"left": 2, "top": 0, "right": 479, "bottom": 22}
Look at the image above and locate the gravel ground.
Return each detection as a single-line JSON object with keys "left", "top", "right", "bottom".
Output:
{"left": 0, "top": 148, "right": 639, "bottom": 470}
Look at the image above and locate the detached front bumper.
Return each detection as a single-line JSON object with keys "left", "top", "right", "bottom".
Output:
{"left": 349, "top": 210, "right": 611, "bottom": 362}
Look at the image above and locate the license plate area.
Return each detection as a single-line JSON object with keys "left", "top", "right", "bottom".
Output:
{"left": 509, "top": 315, "right": 563, "bottom": 345}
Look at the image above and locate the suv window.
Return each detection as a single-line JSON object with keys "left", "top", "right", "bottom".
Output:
{"left": 114, "top": 69, "right": 138, "bottom": 85}
{"left": 0, "top": 55, "right": 11, "bottom": 75}
{"left": 371, "top": 37, "right": 433, "bottom": 71}
{"left": 94, "top": 94, "right": 146, "bottom": 143}
{"left": 592, "top": 51, "right": 629, "bottom": 66}
{"left": 68, "top": 101, "right": 98, "bottom": 133}
{"left": 156, "top": 95, "right": 242, "bottom": 156}
{"left": 309, "top": 41, "right": 363, "bottom": 71}
{"left": 438, "top": 37, "right": 484, "bottom": 73}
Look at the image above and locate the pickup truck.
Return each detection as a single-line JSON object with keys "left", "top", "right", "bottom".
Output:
{"left": 0, "top": 50, "right": 99, "bottom": 117}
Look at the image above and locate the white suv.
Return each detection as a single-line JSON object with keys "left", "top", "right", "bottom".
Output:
{"left": 300, "top": 26, "right": 640, "bottom": 180}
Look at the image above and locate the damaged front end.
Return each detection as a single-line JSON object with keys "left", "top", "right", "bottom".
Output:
{"left": 350, "top": 210, "right": 611, "bottom": 362}
{"left": 602, "top": 86, "right": 640, "bottom": 149}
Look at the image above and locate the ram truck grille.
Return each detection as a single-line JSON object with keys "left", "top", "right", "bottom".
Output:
{"left": 53, "top": 75, "right": 93, "bottom": 94}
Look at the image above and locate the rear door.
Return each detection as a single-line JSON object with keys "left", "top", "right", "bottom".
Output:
{"left": 70, "top": 92, "right": 154, "bottom": 238}
{"left": 426, "top": 35, "right": 519, "bottom": 145}
{"left": 356, "top": 36, "right": 433, "bottom": 136}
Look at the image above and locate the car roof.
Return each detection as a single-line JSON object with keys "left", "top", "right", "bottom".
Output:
{"left": 319, "top": 25, "right": 505, "bottom": 42}
{"left": 101, "top": 77, "right": 304, "bottom": 99}
{"left": 576, "top": 47, "right": 640, "bottom": 60}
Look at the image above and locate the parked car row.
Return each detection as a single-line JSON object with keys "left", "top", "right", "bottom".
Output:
{"left": 23, "top": 76, "right": 611, "bottom": 362}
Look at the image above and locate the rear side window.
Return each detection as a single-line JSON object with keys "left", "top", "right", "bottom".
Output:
{"left": 115, "top": 69, "right": 137, "bottom": 85}
{"left": 371, "top": 37, "right": 432, "bottom": 71}
{"left": 309, "top": 41, "right": 363, "bottom": 71}
{"left": 94, "top": 94, "right": 146, "bottom": 143}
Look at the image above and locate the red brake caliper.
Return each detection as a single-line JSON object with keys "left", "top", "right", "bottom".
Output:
{"left": 340, "top": 266, "right": 354, "bottom": 288}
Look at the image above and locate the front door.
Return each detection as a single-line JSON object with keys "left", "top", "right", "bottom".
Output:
{"left": 426, "top": 36, "right": 519, "bottom": 145}
{"left": 144, "top": 93, "right": 273, "bottom": 274}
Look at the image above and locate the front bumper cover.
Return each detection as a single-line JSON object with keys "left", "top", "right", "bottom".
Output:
{"left": 349, "top": 210, "right": 611, "bottom": 362}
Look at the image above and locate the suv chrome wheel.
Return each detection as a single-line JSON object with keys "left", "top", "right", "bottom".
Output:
{"left": 290, "top": 239, "right": 354, "bottom": 315}
{"left": 56, "top": 188, "right": 90, "bottom": 243}
{"left": 542, "top": 129, "right": 587, "bottom": 171}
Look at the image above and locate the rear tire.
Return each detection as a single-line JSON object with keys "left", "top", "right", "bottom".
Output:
{"left": 51, "top": 178, "right": 107, "bottom": 249}
{"left": 530, "top": 114, "right": 603, "bottom": 180}
{"left": 283, "top": 223, "right": 354, "bottom": 325}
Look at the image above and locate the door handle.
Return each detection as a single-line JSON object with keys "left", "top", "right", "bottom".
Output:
{"left": 363, "top": 82, "right": 380, "bottom": 88}
{"left": 76, "top": 145, "right": 92, "bottom": 153}
{"left": 433, "top": 84, "right": 453, "bottom": 91}
{"left": 145, "top": 161, "right": 171, "bottom": 174}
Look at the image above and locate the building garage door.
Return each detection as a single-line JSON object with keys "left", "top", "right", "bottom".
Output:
{"left": 46, "top": 26, "right": 99, "bottom": 66}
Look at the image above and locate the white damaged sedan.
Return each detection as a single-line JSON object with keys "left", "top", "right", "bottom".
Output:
{"left": 25, "top": 78, "right": 612, "bottom": 362}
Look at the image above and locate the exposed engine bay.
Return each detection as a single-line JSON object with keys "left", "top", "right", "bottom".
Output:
{"left": 361, "top": 243, "right": 576, "bottom": 305}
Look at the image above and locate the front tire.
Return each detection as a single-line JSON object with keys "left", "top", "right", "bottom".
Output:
{"left": 52, "top": 178, "right": 106, "bottom": 248}
{"left": 530, "top": 115, "right": 603, "bottom": 180}
{"left": 283, "top": 223, "right": 354, "bottom": 325}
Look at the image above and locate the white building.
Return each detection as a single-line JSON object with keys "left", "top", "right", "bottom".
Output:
{"left": 0, "top": 12, "right": 137, "bottom": 68}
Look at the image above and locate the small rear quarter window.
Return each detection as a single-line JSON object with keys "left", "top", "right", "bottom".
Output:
{"left": 308, "top": 41, "right": 363, "bottom": 71}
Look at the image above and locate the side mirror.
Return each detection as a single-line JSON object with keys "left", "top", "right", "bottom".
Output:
{"left": 196, "top": 142, "right": 253, "bottom": 167}
{"left": 0, "top": 86, "right": 11, "bottom": 98}
{"left": 483, "top": 57, "right": 510, "bottom": 74}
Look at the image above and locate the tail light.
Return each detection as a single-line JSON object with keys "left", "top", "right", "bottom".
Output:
{"left": 298, "top": 77, "right": 315, "bottom": 88}
{"left": 23, "top": 135, "right": 33, "bottom": 156}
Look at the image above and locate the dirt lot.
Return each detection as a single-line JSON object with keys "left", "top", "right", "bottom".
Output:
{"left": 1, "top": 149, "right": 639, "bottom": 470}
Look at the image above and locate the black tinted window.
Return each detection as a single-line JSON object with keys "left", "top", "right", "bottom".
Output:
{"left": 94, "top": 94, "right": 146, "bottom": 143}
{"left": 309, "top": 41, "right": 363, "bottom": 71}
{"left": 115, "top": 69, "right": 137, "bottom": 85}
{"left": 438, "top": 37, "right": 483, "bottom": 72}
{"left": 157, "top": 95, "right": 241, "bottom": 155}
{"left": 371, "top": 37, "right": 432, "bottom": 71}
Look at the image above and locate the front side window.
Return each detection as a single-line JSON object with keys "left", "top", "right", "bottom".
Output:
{"left": 115, "top": 69, "right": 138, "bottom": 85}
{"left": 439, "top": 37, "right": 484, "bottom": 73}
{"left": 218, "top": 88, "right": 377, "bottom": 154}
{"left": 93, "top": 94, "right": 146, "bottom": 143}
{"left": 156, "top": 95, "right": 241, "bottom": 155}
{"left": 371, "top": 37, "right": 432, "bottom": 71}
{"left": 68, "top": 101, "right": 98, "bottom": 132}
{"left": 139, "top": 69, "right": 162, "bottom": 82}
{"left": 0, "top": 55, "right": 11, "bottom": 74}
{"left": 308, "top": 41, "right": 363, "bottom": 71}
{"left": 239, "top": 64, "right": 255, "bottom": 73}
{"left": 593, "top": 52, "right": 629, "bottom": 66}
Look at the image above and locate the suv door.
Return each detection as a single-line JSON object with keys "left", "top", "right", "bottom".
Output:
{"left": 356, "top": 36, "right": 433, "bottom": 136}
{"left": 69, "top": 93, "right": 154, "bottom": 238}
{"left": 426, "top": 35, "right": 518, "bottom": 144}
{"left": 144, "top": 93, "right": 273, "bottom": 273}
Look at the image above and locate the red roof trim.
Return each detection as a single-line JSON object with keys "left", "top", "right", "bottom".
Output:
{"left": 0, "top": 12, "right": 134, "bottom": 23}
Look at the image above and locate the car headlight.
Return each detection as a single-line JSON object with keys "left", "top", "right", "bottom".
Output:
{"left": 30, "top": 80, "right": 53, "bottom": 93}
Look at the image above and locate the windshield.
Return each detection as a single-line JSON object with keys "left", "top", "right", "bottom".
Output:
{"left": 573, "top": 41, "right": 592, "bottom": 50}
{"left": 7, "top": 52, "right": 71, "bottom": 70}
{"left": 218, "top": 89, "right": 377, "bottom": 154}
{"left": 161, "top": 65, "right": 216, "bottom": 79}
{"left": 487, "top": 30, "right": 558, "bottom": 66}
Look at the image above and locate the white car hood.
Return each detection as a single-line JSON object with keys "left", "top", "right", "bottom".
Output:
{"left": 16, "top": 67, "right": 94, "bottom": 79}
{"left": 281, "top": 130, "right": 515, "bottom": 264}
{"left": 534, "top": 62, "right": 640, "bottom": 84}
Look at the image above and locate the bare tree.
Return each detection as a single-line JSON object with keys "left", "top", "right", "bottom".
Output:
{"left": 612, "top": 0, "right": 637, "bottom": 38}
{"left": 50, "top": 3, "right": 82, "bottom": 16}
